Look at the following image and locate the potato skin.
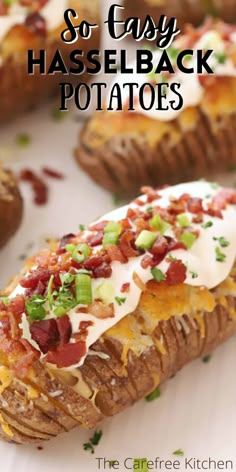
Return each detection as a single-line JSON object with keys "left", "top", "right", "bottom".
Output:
{"left": 0, "top": 169, "right": 23, "bottom": 249}
{"left": 75, "top": 77, "right": 236, "bottom": 196}
{"left": 0, "top": 0, "right": 100, "bottom": 124}
{"left": 123, "top": 0, "right": 236, "bottom": 30}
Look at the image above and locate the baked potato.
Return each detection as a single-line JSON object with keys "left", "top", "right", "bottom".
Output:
{"left": 0, "top": 167, "right": 23, "bottom": 249}
{"left": 75, "top": 21, "right": 236, "bottom": 196}
{"left": 123, "top": 0, "right": 236, "bottom": 30}
{"left": 0, "top": 180, "right": 235, "bottom": 444}
{"left": 0, "top": 0, "right": 100, "bottom": 123}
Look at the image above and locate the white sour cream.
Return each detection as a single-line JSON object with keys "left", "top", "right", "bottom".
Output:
{"left": 107, "top": 29, "right": 236, "bottom": 121}
{"left": 11, "top": 181, "right": 236, "bottom": 370}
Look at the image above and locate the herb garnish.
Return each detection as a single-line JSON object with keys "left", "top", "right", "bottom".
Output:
{"left": 173, "top": 449, "right": 184, "bottom": 457}
{"left": 215, "top": 247, "right": 226, "bottom": 262}
{"left": 83, "top": 430, "right": 103, "bottom": 454}
{"left": 202, "top": 221, "right": 213, "bottom": 229}
{"left": 16, "top": 133, "right": 31, "bottom": 147}
{"left": 115, "top": 296, "right": 126, "bottom": 306}
{"left": 151, "top": 268, "right": 166, "bottom": 283}
{"left": 213, "top": 236, "right": 229, "bottom": 248}
{"left": 145, "top": 386, "right": 161, "bottom": 402}
{"left": 202, "top": 355, "right": 212, "bottom": 363}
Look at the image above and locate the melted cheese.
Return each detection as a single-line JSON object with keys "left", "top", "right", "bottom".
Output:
{"left": 0, "top": 367, "right": 12, "bottom": 395}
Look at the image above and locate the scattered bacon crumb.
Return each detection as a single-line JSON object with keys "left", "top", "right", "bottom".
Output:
{"left": 42, "top": 167, "right": 64, "bottom": 179}
{"left": 121, "top": 283, "right": 130, "bottom": 293}
{"left": 166, "top": 260, "right": 187, "bottom": 285}
{"left": 19, "top": 168, "right": 48, "bottom": 205}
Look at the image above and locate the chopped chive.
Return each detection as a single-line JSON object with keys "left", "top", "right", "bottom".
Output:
{"left": 202, "top": 221, "right": 213, "bottom": 229}
{"left": 146, "top": 205, "right": 153, "bottom": 214}
{"left": 16, "top": 133, "right": 31, "bottom": 147}
{"left": 75, "top": 274, "right": 92, "bottom": 305}
{"left": 177, "top": 213, "right": 191, "bottom": 228}
{"left": 215, "top": 247, "right": 226, "bottom": 262}
{"left": 83, "top": 430, "right": 103, "bottom": 454}
{"left": 103, "top": 221, "right": 122, "bottom": 248}
{"left": 180, "top": 232, "right": 197, "bottom": 249}
{"left": 151, "top": 267, "right": 166, "bottom": 282}
{"left": 103, "top": 232, "right": 119, "bottom": 247}
{"left": 202, "top": 355, "right": 212, "bottom": 363}
{"left": 65, "top": 243, "right": 90, "bottom": 263}
{"left": 0, "top": 297, "right": 9, "bottom": 306}
{"left": 190, "top": 271, "right": 198, "bottom": 279}
{"left": 79, "top": 224, "right": 86, "bottom": 231}
{"left": 25, "top": 295, "right": 46, "bottom": 321}
{"left": 135, "top": 230, "right": 157, "bottom": 250}
{"left": 104, "top": 221, "right": 122, "bottom": 235}
{"left": 150, "top": 214, "right": 170, "bottom": 234}
{"left": 115, "top": 296, "right": 126, "bottom": 306}
{"left": 214, "top": 52, "right": 227, "bottom": 64}
{"left": 145, "top": 387, "right": 161, "bottom": 402}
{"left": 173, "top": 449, "right": 184, "bottom": 457}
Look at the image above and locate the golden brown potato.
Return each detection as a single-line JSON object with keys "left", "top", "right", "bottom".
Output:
{"left": 0, "top": 182, "right": 235, "bottom": 443}
{"left": 0, "top": 168, "right": 23, "bottom": 249}
{"left": 0, "top": 0, "right": 100, "bottom": 123}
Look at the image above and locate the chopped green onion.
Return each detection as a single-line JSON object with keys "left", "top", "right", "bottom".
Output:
{"left": 213, "top": 236, "right": 229, "bottom": 248}
{"left": 180, "top": 231, "right": 197, "bottom": 249}
{"left": 52, "top": 107, "right": 67, "bottom": 122}
{"left": 151, "top": 267, "right": 166, "bottom": 282}
{"left": 25, "top": 295, "right": 46, "bottom": 321}
{"left": 83, "top": 430, "right": 103, "bottom": 454}
{"left": 75, "top": 274, "right": 92, "bottom": 305}
{"left": 115, "top": 296, "right": 126, "bottom": 306}
{"left": 215, "top": 247, "right": 226, "bottom": 262}
{"left": 190, "top": 271, "right": 198, "bottom": 279}
{"left": 79, "top": 224, "right": 86, "bottom": 231}
{"left": 173, "top": 449, "right": 184, "bottom": 457}
{"left": 103, "top": 232, "right": 119, "bottom": 247}
{"left": 65, "top": 243, "right": 90, "bottom": 263}
{"left": 95, "top": 282, "right": 115, "bottom": 304}
{"left": 145, "top": 387, "right": 161, "bottom": 402}
{"left": 16, "top": 133, "right": 31, "bottom": 147}
{"left": 214, "top": 52, "right": 227, "bottom": 64}
{"left": 177, "top": 213, "right": 190, "bottom": 228}
{"left": 146, "top": 205, "right": 153, "bottom": 214}
{"left": 150, "top": 214, "right": 170, "bottom": 234}
{"left": 112, "top": 194, "right": 122, "bottom": 206}
{"left": 59, "top": 272, "right": 75, "bottom": 286}
{"left": 47, "top": 275, "right": 54, "bottom": 309}
{"left": 104, "top": 221, "right": 122, "bottom": 235}
{"left": 133, "top": 458, "right": 149, "bottom": 472}
{"left": 167, "top": 46, "right": 179, "bottom": 62}
{"left": 202, "top": 221, "right": 213, "bottom": 229}
{"left": 135, "top": 230, "right": 157, "bottom": 250}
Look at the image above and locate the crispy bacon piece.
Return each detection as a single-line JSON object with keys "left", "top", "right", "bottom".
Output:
{"left": 105, "top": 244, "right": 127, "bottom": 263}
{"left": 20, "top": 268, "right": 51, "bottom": 290}
{"left": 57, "top": 315, "right": 72, "bottom": 345}
{"left": 141, "top": 186, "right": 161, "bottom": 203}
{"left": 46, "top": 341, "right": 86, "bottom": 368}
{"left": 19, "top": 168, "right": 48, "bottom": 206}
{"left": 42, "top": 167, "right": 64, "bottom": 179}
{"left": 119, "top": 231, "right": 139, "bottom": 258}
{"left": 166, "top": 260, "right": 187, "bottom": 285}
{"left": 30, "top": 319, "right": 60, "bottom": 354}
{"left": 121, "top": 283, "right": 130, "bottom": 293}
{"left": 25, "top": 12, "right": 46, "bottom": 36}
{"left": 187, "top": 197, "right": 203, "bottom": 214}
{"left": 150, "top": 235, "right": 168, "bottom": 256}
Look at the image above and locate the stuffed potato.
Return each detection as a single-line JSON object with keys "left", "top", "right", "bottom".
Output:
{"left": 76, "top": 21, "right": 236, "bottom": 196}
{"left": 123, "top": 0, "right": 236, "bottom": 30}
{"left": 0, "top": 180, "right": 235, "bottom": 443}
{"left": 0, "top": 167, "right": 23, "bottom": 249}
{"left": 0, "top": 0, "right": 100, "bottom": 123}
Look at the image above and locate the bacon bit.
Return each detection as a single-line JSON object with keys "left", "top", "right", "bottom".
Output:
{"left": 166, "top": 260, "right": 187, "bottom": 285}
{"left": 187, "top": 197, "right": 203, "bottom": 214}
{"left": 166, "top": 237, "right": 186, "bottom": 252}
{"left": 141, "top": 186, "right": 161, "bottom": 203}
{"left": 119, "top": 218, "right": 132, "bottom": 230}
{"left": 133, "top": 272, "right": 147, "bottom": 291}
{"left": 126, "top": 207, "right": 140, "bottom": 219}
{"left": 88, "top": 231, "right": 104, "bottom": 247}
{"left": 20, "top": 268, "right": 51, "bottom": 290}
{"left": 59, "top": 233, "right": 75, "bottom": 250}
{"left": 121, "top": 283, "right": 130, "bottom": 293}
{"left": 105, "top": 244, "right": 127, "bottom": 263}
{"left": 79, "top": 321, "right": 93, "bottom": 333}
{"left": 93, "top": 262, "right": 112, "bottom": 279}
{"left": 134, "top": 217, "right": 150, "bottom": 234}
{"left": 87, "top": 301, "right": 114, "bottom": 319}
{"left": 57, "top": 315, "right": 72, "bottom": 345}
{"left": 0, "top": 2, "right": 7, "bottom": 15}
{"left": 90, "top": 221, "right": 108, "bottom": 232}
{"left": 19, "top": 168, "right": 48, "bottom": 206}
{"left": 84, "top": 256, "right": 103, "bottom": 270}
{"left": 192, "top": 213, "right": 204, "bottom": 224}
{"left": 42, "top": 167, "right": 64, "bottom": 179}
{"left": 141, "top": 255, "right": 153, "bottom": 269}
{"left": 119, "top": 231, "right": 139, "bottom": 258}
{"left": 46, "top": 341, "right": 86, "bottom": 368}
{"left": 150, "top": 235, "right": 168, "bottom": 256}
{"left": 8, "top": 296, "right": 25, "bottom": 317}
{"left": 206, "top": 206, "right": 223, "bottom": 219}
{"left": 30, "top": 319, "right": 59, "bottom": 354}
{"left": 133, "top": 198, "right": 145, "bottom": 206}
{"left": 13, "top": 343, "right": 40, "bottom": 379}
{"left": 168, "top": 199, "right": 186, "bottom": 215}
{"left": 25, "top": 12, "right": 46, "bottom": 35}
